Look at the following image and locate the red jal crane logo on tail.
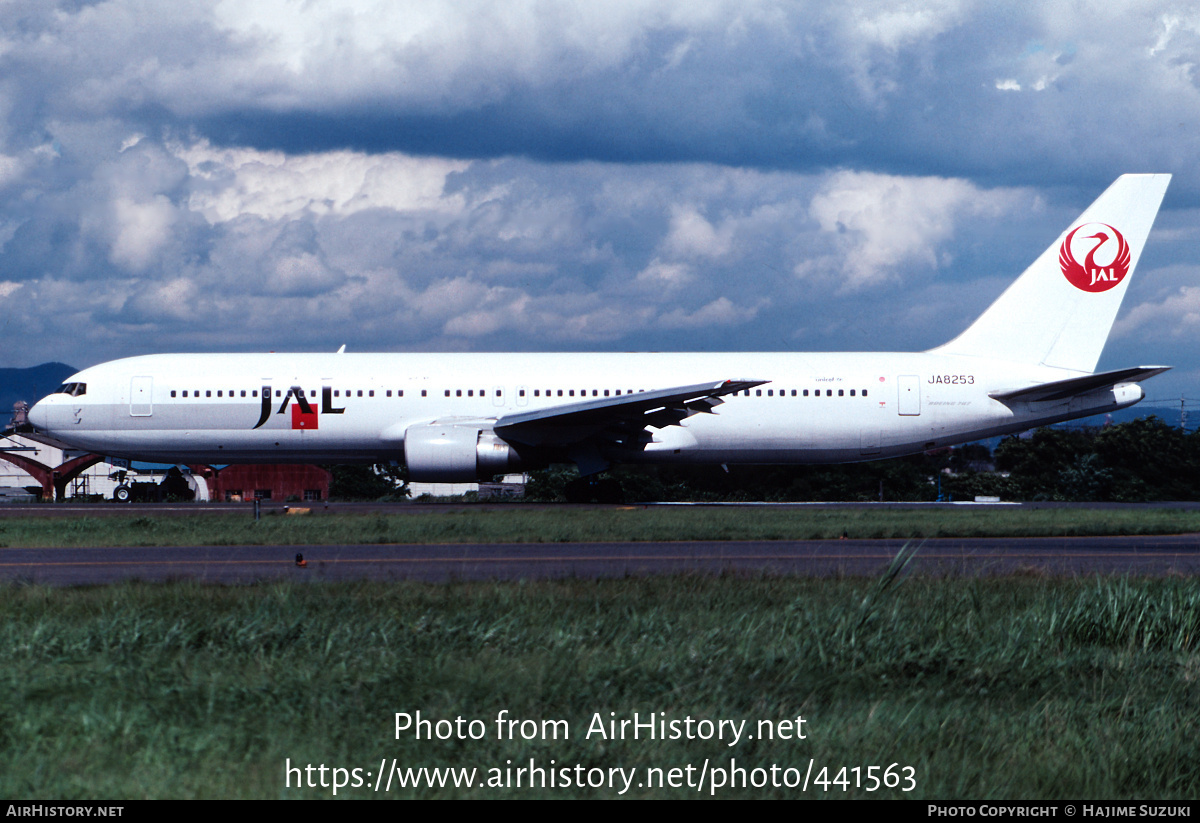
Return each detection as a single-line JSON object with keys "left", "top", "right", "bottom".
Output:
{"left": 1059, "top": 222, "right": 1130, "bottom": 293}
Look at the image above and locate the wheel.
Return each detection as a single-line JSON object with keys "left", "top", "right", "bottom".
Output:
{"left": 114, "top": 484, "right": 131, "bottom": 503}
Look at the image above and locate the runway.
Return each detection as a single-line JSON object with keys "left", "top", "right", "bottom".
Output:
{"left": 6, "top": 499, "right": 1200, "bottom": 518}
{"left": 3, "top": 534, "right": 1200, "bottom": 585}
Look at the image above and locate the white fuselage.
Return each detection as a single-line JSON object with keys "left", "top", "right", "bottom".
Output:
{"left": 26, "top": 351, "right": 1143, "bottom": 468}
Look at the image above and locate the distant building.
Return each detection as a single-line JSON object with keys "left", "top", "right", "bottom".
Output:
{"left": 408, "top": 474, "right": 526, "bottom": 499}
{"left": 0, "top": 435, "right": 332, "bottom": 503}
{"left": 193, "top": 464, "right": 331, "bottom": 503}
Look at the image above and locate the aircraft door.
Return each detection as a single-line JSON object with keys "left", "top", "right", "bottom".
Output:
{"left": 898, "top": 375, "right": 920, "bottom": 416}
{"left": 130, "top": 376, "right": 153, "bottom": 417}
{"left": 859, "top": 429, "right": 881, "bottom": 455}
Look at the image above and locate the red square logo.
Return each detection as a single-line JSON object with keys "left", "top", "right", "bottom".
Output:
{"left": 292, "top": 402, "right": 318, "bottom": 430}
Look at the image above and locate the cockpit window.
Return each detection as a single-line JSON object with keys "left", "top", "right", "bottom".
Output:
{"left": 55, "top": 382, "right": 87, "bottom": 397}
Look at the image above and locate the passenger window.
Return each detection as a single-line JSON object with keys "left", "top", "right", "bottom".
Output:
{"left": 863, "top": 390, "right": 868, "bottom": 397}
{"left": 421, "top": 390, "right": 427, "bottom": 397}
{"left": 838, "top": 390, "right": 844, "bottom": 397}
{"left": 171, "top": 391, "right": 177, "bottom": 397}
{"left": 206, "top": 391, "right": 212, "bottom": 397}
{"left": 756, "top": 390, "right": 762, "bottom": 396}
{"left": 241, "top": 391, "right": 247, "bottom": 397}
{"left": 850, "top": 390, "right": 855, "bottom": 396}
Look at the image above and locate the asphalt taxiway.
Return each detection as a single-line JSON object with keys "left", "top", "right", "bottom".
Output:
{"left": 3, "top": 534, "right": 1200, "bottom": 585}
{"left": 4, "top": 501, "right": 1200, "bottom": 584}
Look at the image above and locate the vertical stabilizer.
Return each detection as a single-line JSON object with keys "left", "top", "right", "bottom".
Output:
{"left": 932, "top": 174, "right": 1170, "bottom": 373}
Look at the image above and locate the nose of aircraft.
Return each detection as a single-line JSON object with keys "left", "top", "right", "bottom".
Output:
{"left": 27, "top": 396, "right": 55, "bottom": 432}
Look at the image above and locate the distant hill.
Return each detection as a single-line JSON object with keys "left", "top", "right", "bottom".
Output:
{"left": 0, "top": 363, "right": 77, "bottom": 419}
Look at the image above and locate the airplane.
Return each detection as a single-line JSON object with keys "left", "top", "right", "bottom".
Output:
{"left": 21, "top": 174, "right": 1172, "bottom": 501}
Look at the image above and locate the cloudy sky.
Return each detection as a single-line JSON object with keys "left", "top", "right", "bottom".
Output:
{"left": 4, "top": 1, "right": 1200, "bottom": 402}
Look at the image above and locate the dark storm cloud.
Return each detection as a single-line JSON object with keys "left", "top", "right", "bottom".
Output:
{"left": 6, "top": 3, "right": 1200, "bottom": 195}
{"left": 132, "top": 3, "right": 1200, "bottom": 200}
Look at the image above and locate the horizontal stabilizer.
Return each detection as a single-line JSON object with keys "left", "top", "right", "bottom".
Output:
{"left": 989, "top": 366, "right": 1170, "bottom": 404}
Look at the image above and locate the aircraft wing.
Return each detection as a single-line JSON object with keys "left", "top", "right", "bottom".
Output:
{"left": 494, "top": 379, "right": 765, "bottom": 448}
{"left": 988, "top": 366, "right": 1170, "bottom": 404}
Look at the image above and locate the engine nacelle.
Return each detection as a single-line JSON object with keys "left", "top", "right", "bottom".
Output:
{"left": 403, "top": 424, "right": 520, "bottom": 482}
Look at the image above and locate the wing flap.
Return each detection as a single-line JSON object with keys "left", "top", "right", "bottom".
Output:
{"left": 495, "top": 379, "right": 765, "bottom": 447}
{"left": 989, "top": 366, "right": 1170, "bottom": 404}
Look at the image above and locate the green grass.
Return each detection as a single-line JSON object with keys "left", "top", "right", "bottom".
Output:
{"left": 3, "top": 575, "right": 1200, "bottom": 798}
{"left": 3, "top": 505, "right": 1200, "bottom": 547}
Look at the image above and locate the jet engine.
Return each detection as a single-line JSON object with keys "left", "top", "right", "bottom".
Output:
{"left": 403, "top": 423, "right": 522, "bottom": 482}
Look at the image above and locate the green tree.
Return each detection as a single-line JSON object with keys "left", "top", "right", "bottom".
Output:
{"left": 1094, "top": 416, "right": 1197, "bottom": 500}
{"left": 327, "top": 464, "right": 409, "bottom": 501}
{"left": 994, "top": 427, "right": 1097, "bottom": 500}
